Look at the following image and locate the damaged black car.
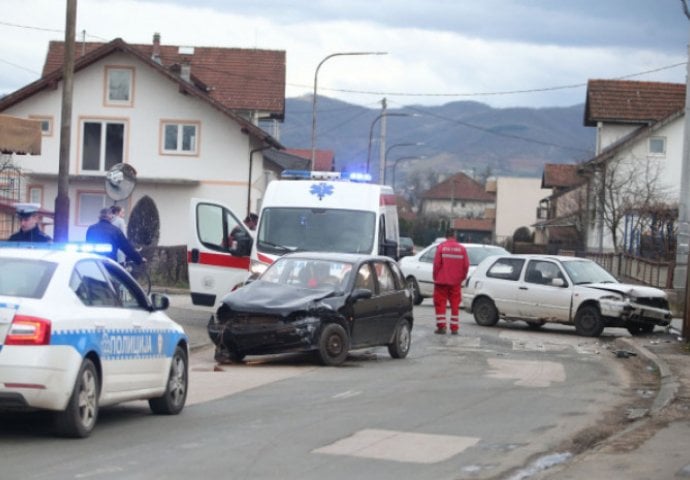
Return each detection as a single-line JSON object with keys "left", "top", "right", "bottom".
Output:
{"left": 208, "top": 252, "right": 414, "bottom": 366}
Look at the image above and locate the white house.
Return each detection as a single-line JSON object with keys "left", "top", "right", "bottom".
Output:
{"left": 0, "top": 35, "right": 286, "bottom": 246}
{"left": 493, "top": 176, "right": 544, "bottom": 244}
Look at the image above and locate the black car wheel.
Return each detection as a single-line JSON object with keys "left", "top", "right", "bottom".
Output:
{"left": 149, "top": 345, "right": 188, "bottom": 415}
{"left": 55, "top": 359, "right": 99, "bottom": 438}
{"left": 575, "top": 305, "right": 605, "bottom": 337}
{"left": 214, "top": 344, "right": 246, "bottom": 364}
{"left": 388, "top": 319, "right": 411, "bottom": 359}
{"left": 317, "top": 323, "right": 350, "bottom": 366}
{"left": 408, "top": 277, "right": 423, "bottom": 305}
{"left": 473, "top": 297, "right": 499, "bottom": 326}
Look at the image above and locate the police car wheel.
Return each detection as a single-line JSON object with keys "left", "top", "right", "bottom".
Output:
{"left": 149, "top": 346, "right": 188, "bottom": 415}
{"left": 55, "top": 359, "right": 99, "bottom": 438}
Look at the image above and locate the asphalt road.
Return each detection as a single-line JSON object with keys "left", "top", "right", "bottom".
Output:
{"left": 0, "top": 296, "right": 649, "bottom": 480}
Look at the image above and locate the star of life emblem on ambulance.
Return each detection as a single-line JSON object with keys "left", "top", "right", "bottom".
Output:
{"left": 310, "top": 182, "right": 334, "bottom": 200}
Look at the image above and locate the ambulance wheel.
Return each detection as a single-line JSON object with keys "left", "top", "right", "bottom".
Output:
{"left": 149, "top": 345, "right": 188, "bottom": 415}
{"left": 316, "top": 323, "right": 350, "bottom": 366}
{"left": 55, "top": 358, "right": 99, "bottom": 438}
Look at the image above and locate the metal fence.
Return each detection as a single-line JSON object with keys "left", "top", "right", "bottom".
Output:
{"left": 584, "top": 252, "right": 674, "bottom": 289}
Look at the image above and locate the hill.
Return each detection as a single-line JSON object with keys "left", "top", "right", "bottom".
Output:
{"left": 262, "top": 96, "right": 596, "bottom": 187}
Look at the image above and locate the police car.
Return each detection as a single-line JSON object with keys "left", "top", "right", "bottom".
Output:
{"left": 0, "top": 244, "right": 189, "bottom": 437}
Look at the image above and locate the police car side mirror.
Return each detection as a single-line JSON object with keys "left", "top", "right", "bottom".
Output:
{"left": 150, "top": 293, "right": 170, "bottom": 311}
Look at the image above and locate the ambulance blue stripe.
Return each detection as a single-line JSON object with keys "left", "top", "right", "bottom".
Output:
{"left": 51, "top": 329, "right": 187, "bottom": 360}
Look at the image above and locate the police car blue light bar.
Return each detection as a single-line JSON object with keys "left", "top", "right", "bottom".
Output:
{"left": 0, "top": 242, "right": 113, "bottom": 253}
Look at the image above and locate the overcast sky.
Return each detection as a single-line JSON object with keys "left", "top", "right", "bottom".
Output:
{"left": 1, "top": 0, "right": 689, "bottom": 108}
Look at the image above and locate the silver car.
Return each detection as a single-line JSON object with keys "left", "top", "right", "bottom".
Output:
{"left": 399, "top": 242, "right": 508, "bottom": 305}
{"left": 463, "top": 254, "right": 672, "bottom": 337}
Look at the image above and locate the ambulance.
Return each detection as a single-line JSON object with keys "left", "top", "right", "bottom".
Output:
{"left": 187, "top": 170, "right": 400, "bottom": 307}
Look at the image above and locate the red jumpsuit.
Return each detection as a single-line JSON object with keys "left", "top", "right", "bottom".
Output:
{"left": 432, "top": 238, "right": 470, "bottom": 333}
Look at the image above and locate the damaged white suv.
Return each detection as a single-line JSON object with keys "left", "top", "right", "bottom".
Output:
{"left": 463, "top": 254, "right": 672, "bottom": 337}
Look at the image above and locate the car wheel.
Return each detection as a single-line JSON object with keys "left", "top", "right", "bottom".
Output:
{"left": 408, "top": 277, "right": 423, "bottom": 305}
{"left": 317, "top": 323, "right": 350, "bottom": 366}
{"left": 526, "top": 321, "right": 545, "bottom": 330}
{"left": 575, "top": 305, "right": 605, "bottom": 337}
{"left": 473, "top": 297, "right": 499, "bottom": 326}
{"left": 627, "top": 323, "right": 655, "bottom": 336}
{"left": 54, "top": 358, "right": 99, "bottom": 438}
{"left": 149, "top": 345, "right": 188, "bottom": 415}
{"left": 388, "top": 319, "right": 412, "bottom": 359}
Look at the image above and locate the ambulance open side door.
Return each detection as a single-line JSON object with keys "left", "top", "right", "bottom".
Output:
{"left": 188, "top": 198, "right": 253, "bottom": 307}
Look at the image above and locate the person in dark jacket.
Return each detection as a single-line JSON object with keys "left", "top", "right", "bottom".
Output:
{"left": 432, "top": 229, "right": 469, "bottom": 335}
{"left": 86, "top": 208, "right": 143, "bottom": 264}
{"left": 7, "top": 203, "right": 52, "bottom": 243}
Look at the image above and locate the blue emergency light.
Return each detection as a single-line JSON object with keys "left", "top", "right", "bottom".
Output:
{"left": 0, "top": 242, "right": 113, "bottom": 253}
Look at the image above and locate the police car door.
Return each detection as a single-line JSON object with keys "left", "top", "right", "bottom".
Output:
{"left": 188, "top": 198, "right": 252, "bottom": 307}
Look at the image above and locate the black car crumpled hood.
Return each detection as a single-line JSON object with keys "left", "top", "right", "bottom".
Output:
{"left": 219, "top": 280, "right": 339, "bottom": 316}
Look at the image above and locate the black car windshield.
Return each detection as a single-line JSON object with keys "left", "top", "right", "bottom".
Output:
{"left": 262, "top": 258, "right": 354, "bottom": 289}
{"left": 562, "top": 259, "right": 618, "bottom": 285}
{"left": 0, "top": 258, "right": 57, "bottom": 299}
{"left": 257, "top": 207, "right": 376, "bottom": 255}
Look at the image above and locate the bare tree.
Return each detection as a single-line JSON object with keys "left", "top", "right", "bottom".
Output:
{"left": 593, "top": 152, "right": 671, "bottom": 251}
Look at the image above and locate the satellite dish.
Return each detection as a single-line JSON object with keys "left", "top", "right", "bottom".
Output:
{"left": 105, "top": 163, "right": 137, "bottom": 201}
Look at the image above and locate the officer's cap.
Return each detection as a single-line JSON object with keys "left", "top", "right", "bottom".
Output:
{"left": 15, "top": 202, "right": 41, "bottom": 219}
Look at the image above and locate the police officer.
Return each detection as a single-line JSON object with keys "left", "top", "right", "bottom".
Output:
{"left": 7, "top": 203, "right": 52, "bottom": 242}
{"left": 86, "top": 208, "right": 143, "bottom": 264}
{"left": 432, "top": 229, "right": 470, "bottom": 334}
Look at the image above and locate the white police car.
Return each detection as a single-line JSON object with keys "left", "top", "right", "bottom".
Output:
{"left": 0, "top": 244, "right": 189, "bottom": 437}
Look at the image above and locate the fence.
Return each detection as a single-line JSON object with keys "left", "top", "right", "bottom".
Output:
{"left": 584, "top": 252, "right": 674, "bottom": 289}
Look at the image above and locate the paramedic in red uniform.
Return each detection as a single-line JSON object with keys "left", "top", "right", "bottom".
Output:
{"left": 432, "top": 229, "right": 470, "bottom": 334}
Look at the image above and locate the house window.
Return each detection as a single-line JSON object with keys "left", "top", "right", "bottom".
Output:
{"left": 161, "top": 121, "right": 199, "bottom": 155}
{"left": 29, "top": 116, "right": 53, "bottom": 136}
{"left": 649, "top": 136, "right": 666, "bottom": 156}
{"left": 77, "top": 192, "right": 108, "bottom": 226}
{"left": 105, "top": 67, "right": 134, "bottom": 106}
{"left": 81, "top": 120, "right": 126, "bottom": 172}
{"left": 27, "top": 186, "right": 43, "bottom": 205}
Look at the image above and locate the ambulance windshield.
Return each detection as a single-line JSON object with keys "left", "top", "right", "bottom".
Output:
{"left": 257, "top": 208, "right": 376, "bottom": 255}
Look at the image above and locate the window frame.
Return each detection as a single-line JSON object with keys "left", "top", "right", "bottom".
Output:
{"left": 76, "top": 190, "right": 109, "bottom": 227}
{"left": 104, "top": 66, "right": 134, "bottom": 107}
{"left": 28, "top": 115, "right": 53, "bottom": 136}
{"left": 648, "top": 136, "right": 666, "bottom": 156}
{"left": 160, "top": 120, "right": 200, "bottom": 156}
{"left": 79, "top": 118, "right": 128, "bottom": 173}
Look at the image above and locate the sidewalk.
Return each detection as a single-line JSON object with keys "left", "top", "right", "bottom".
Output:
{"left": 530, "top": 319, "right": 690, "bottom": 479}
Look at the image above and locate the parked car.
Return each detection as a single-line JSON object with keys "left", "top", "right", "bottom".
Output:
{"left": 0, "top": 245, "right": 188, "bottom": 438}
{"left": 463, "top": 254, "right": 673, "bottom": 337}
{"left": 399, "top": 242, "right": 509, "bottom": 305}
{"left": 208, "top": 252, "right": 413, "bottom": 366}
{"left": 398, "top": 236, "right": 415, "bottom": 258}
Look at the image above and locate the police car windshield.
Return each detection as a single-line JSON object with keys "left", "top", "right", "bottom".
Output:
{"left": 257, "top": 208, "right": 376, "bottom": 255}
{"left": 0, "top": 258, "right": 57, "bottom": 299}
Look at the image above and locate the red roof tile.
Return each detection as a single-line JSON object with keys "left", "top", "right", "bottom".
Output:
{"left": 422, "top": 172, "right": 495, "bottom": 202}
{"left": 43, "top": 38, "right": 285, "bottom": 118}
{"left": 541, "top": 164, "right": 583, "bottom": 189}
{"left": 584, "top": 80, "right": 684, "bottom": 126}
{"left": 284, "top": 148, "right": 335, "bottom": 171}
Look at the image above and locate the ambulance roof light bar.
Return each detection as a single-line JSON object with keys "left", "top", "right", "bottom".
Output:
{"left": 280, "top": 170, "right": 372, "bottom": 183}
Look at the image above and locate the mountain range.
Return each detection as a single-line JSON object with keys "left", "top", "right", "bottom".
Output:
{"left": 263, "top": 96, "right": 597, "bottom": 187}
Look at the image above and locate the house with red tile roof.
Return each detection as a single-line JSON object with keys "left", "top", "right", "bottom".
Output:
{"left": 0, "top": 34, "right": 285, "bottom": 245}
{"left": 537, "top": 79, "right": 684, "bottom": 254}
{"left": 284, "top": 148, "right": 335, "bottom": 171}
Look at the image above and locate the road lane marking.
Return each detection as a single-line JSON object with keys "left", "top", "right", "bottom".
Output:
{"left": 313, "top": 429, "right": 480, "bottom": 464}
{"left": 486, "top": 358, "right": 566, "bottom": 387}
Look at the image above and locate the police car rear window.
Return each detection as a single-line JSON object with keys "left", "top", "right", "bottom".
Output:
{"left": 0, "top": 258, "right": 57, "bottom": 299}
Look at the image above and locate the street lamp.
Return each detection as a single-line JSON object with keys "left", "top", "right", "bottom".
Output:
{"left": 365, "top": 113, "right": 412, "bottom": 175}
{"left": 392, "top": 155, "right": 426, "bottom": 191}
{"left": 310, "top": 51, "right": 387, "bottom": 167}
{"left": 382, "top": 142, "right": 424, "bottom": 185}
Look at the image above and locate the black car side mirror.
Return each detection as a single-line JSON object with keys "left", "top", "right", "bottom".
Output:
{"left": 351, "top": 288, "right": 373, "bottom": 301}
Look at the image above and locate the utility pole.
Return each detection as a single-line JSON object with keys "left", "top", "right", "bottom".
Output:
{"left": 54, "top": 0, "right": 76, "bottom": 242}
{"left": 378, "top": 98, "right": 387, "bottom": 184}
{"left": 677, "top": 0, "right": 690, "bottom": 339}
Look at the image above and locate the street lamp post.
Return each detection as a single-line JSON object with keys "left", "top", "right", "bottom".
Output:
{"left": 310, "top": 51, "right": 387, "bottom": 167}
{"left": 366, "top": 113, "right": 411, "bottom": 175}
{"left": 392, "top": 155, "right": 426, "bottom": 191}
{"left": 382, "top": 142, "right": 424, "bottom": 185}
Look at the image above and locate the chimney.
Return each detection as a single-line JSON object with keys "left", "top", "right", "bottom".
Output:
{"left": 152, "top": 32, "right": 161, "bottom": 64}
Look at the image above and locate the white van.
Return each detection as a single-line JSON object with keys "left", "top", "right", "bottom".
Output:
{"left": 187, "top": 171, "right": 400, "bottom": 307}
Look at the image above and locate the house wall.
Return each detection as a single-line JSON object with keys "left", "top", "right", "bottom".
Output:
{"left": 494, "top": 176, "right": 544, "bottom": 243}
{"left": 596, "top": 123, "right": 638, "bottom": 153}
{"left": 5, "top": 52, "right": 266, "bottom": 245}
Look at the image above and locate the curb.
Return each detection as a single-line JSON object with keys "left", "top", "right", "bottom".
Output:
{"left": 619, "top": 337, "right": 679, "bottom": 415}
